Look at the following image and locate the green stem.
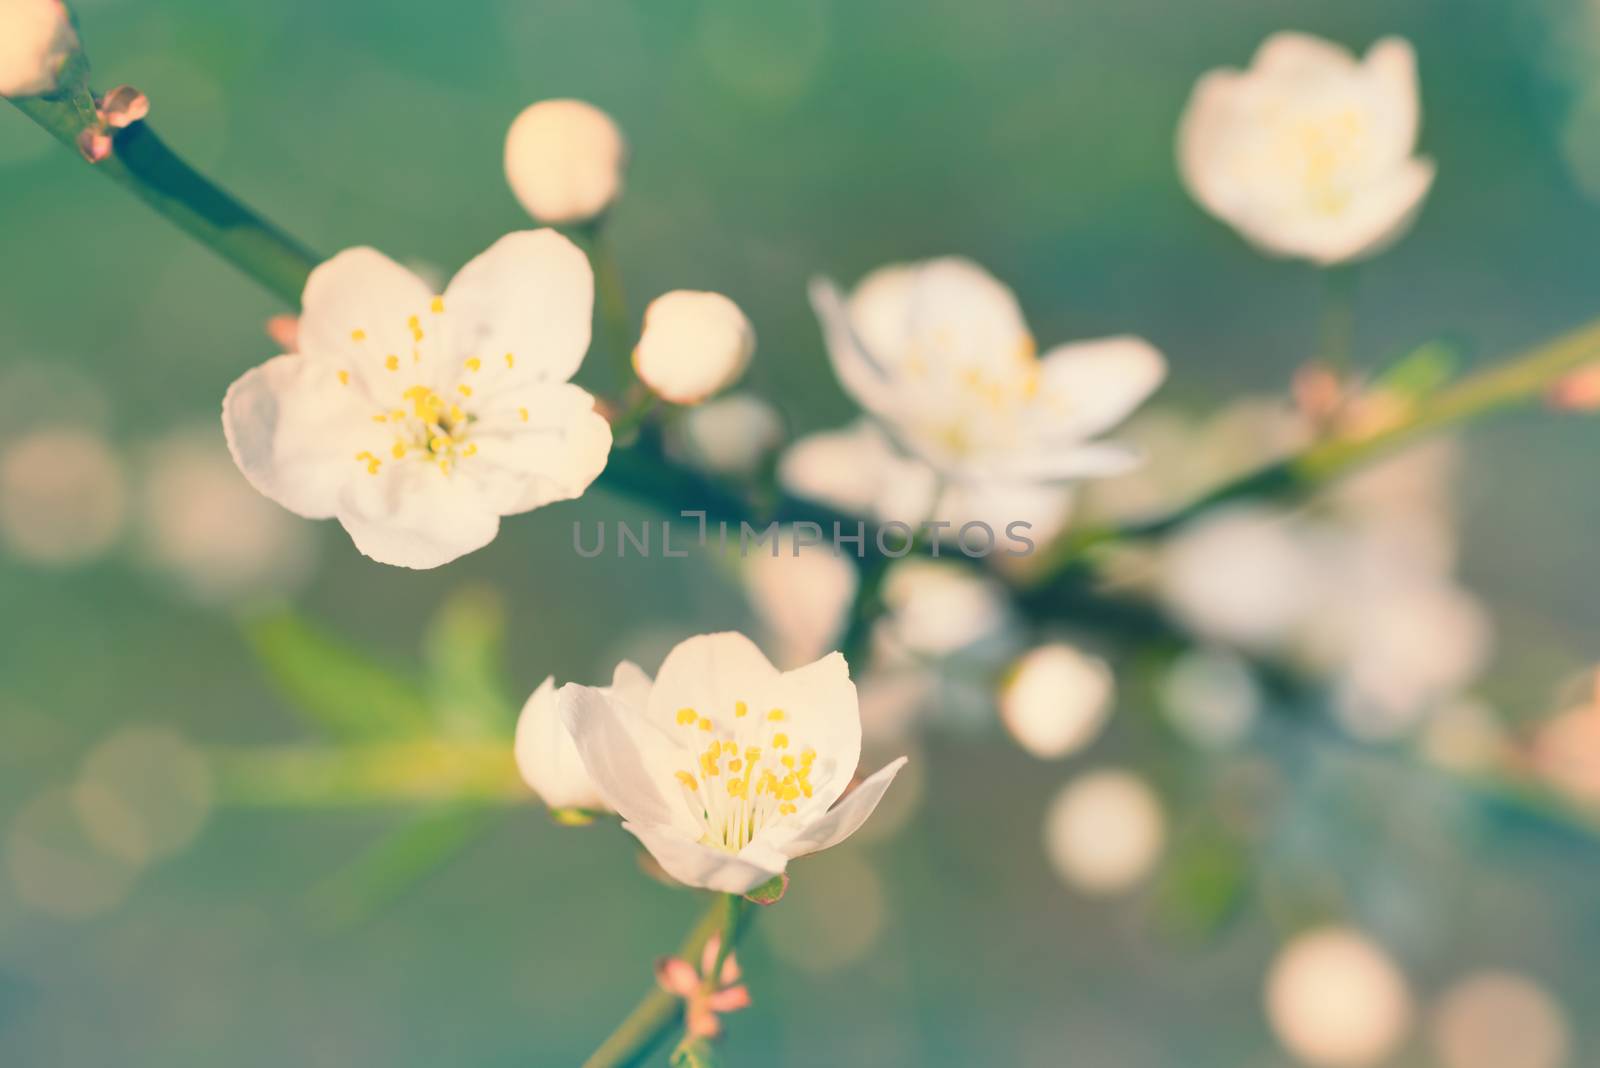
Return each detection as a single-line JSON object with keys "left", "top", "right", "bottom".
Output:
{"left": 1317, "top": 264, "right": 1358, "bottom": 369}
{"left": 12, "top": 95, "right": 318, "bottom": 305}
{"left": 581, "top": 223, "right": 634, "bottom": 382}
{"left": 583, "top": 893, "right": 752, "bottom": 1068}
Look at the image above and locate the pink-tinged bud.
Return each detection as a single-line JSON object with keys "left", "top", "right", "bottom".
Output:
{"left": 1549, "top": 362, "right": 1600, "bottom": 412}
{"left": 263, "top": 314, "right": 300, "bottom": 351}
{"left": 1291, "top": 360, "right": 1349, "bottom": 426}
{"left": 76, "top": 127, "right": 111, "bottom": 163}
{"left": 98, "top": 85, "right": 149, "bottom": 128}
{"left": 654, "top": 933, "right": 751, "bottom": 1041}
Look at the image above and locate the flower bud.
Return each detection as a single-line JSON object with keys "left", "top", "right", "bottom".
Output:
{"left": 504, "top": 99, "right": 627, "bottom": 224}
{"left": 633, "top": 290, "right": 755, "bottom": 405}
{"left": 0, "top": 0, "right": 78, "bottom": 98}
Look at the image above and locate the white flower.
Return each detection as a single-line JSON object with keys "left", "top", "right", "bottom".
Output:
{"left": 667, "top": 393, "right": 784, "bottom": 477}
{"left": 559, "top": 632, "right": 908, "bottom": 894}
{"left": 515, "top": 662, "right": 651, "bottom": 814}
{"left": 633, "top": 290, "right": 755, "bottom": 405}
{"left": 1265, "top": 927, "right": 1413, "bottom": 1068}
{"left": 504, "top": 99, "right": 627, "bottom": 224}
{"left": 790, "top": 258, "right": 1164, "bottom": 538}
{"left": 223, "top": 231, "right": 612, "bottom": 569}
{"left": 999, "top": 642, "right": 1114, "bottom": 760}
{"left": 0, "top": 0, "right": 77, "bottom": 98}
{"left": 1178, "top": 33, "right": 1435, "bottom": 265}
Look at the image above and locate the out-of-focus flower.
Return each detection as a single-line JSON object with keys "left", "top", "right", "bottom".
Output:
{"left": 1264, "top": 927, "right": 1413, "bottom": 1068}
{"left": 878, "top": 558, "right": 1012, "bottom": 657}
{"left": 667, "top": 393, "right": 784, "bottom": 477}
{"left": 787, "top": 258, "right": 1164, "bottom": 542}
{"left": 1549, "top": 361, "right": 1600, "bottom": 411}
{"left": 0, "top": 0, "right": 78, "bottom": 98}
{"left": 73, "top": 726, "right": 212, "bottom": 865}
{"left": 559, "top": 632, "right": 907, "bottom": 894}
{"left": 224, "top": 231, "right": 611, "bottom": 569}
{"left": 136, "top": 427, "right": 315, "bottom": 604}
{"left": 7, "top": 787, "right": 139, "bottom": 919}
{"left": 1533, "top": 675, "right": 1600, "bottom": 803}
{"left": 1042, "top": 769, "right": 1165, "bottom": 895}
{"left": 633, "top": 290, "right": 755, "bottom": 405}
{"left": 998, "top": 643, "right": 1114, "bottom": 759}
{"left": 655, "top": 933, "right": 751, "bottom": 1039}
{"left": 1160, "top": 647, "right": 1260, "bottom": 749}
{"left": 743, "top": 530, "right": 859, "bottom": 669}
{"left": 504, "top": 99, "right": 627, "bottom": 225}
{"left": 515, "top": 662, "right": 651, "bottom": 816}
{"left": 1428, "top": 971, "right": 1570, "bottom": 1068}
{"left": 1179, "top": 33, "right": 1434, "bottom": 265}
{"left": 0, "top": 425, "right": 127, "bottom": 566}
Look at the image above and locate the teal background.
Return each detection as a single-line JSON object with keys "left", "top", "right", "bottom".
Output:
{"left": 2, "top": 0, "right": 1599, "bottom": 1064}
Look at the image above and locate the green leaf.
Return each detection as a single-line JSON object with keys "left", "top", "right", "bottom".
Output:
{"left": 240, "top": 607, "right": 431, "bottom": 741}
{"left": 422, "top": 586, "right": 515, "bottom": 738}
{"left": 743, "top": 873, "right": 788, "bottom": 905}
{"left": 669, "top": 1037, "right": 720, "bottom": 1068}
{"left": 1149, "top": 818, "right": 1250, "bottom": 943}
{"left": 1373, "top": 340, "right": 1460, "bottom": 401}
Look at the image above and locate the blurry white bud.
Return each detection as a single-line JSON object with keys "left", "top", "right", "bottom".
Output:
{"left": 0, "top": 0, "right": 77, "bottom": 98}
{"left": 633, "top": 290, "right": 755, "bottom": 404}
{"left": 999, "top": 643, "right": 1114, "bottom": 760}
{"left": 1264, "top": 927, "right": 1413, "bottom": 1068}
{"left": 504, "top": 99, "right": 627, "bottom": 224}
{"left": 1042, "top": 769, "right": 1165, "bottom": 896}
{"left": 671, "top": 393, "right": 784, "bottom": 477}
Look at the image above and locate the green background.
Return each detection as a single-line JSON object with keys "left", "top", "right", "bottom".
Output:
{"left": 2, "top": 0, "right": 1599, "bottom": 1064}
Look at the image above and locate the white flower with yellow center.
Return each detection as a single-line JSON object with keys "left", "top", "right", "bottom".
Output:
{"left": 1178, "top": 33, "right": 1435, "bottom": 266}
{"left": 785, "top": 257, "right": 1165, "bottom": 540}
{"left": 559, "top": 632, "right": 907, "bottom": 894}
{"left": 224, "top": 230, "right": 612, "bottom": 569}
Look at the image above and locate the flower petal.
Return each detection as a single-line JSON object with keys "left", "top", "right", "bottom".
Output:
{"left": 809, "top": 273, "right": 901, "bottom": 415}
{"left": 463, "top": 383, "right": 613, "bottom": 515}
{"left": 655, "top": 956, "right": 700, "bottom": 998}
{"left": 222, "top": 353, "right": 372, "bottom": 519}
{"left": 442, "top": 229, "right": 594, "bottom": 385}
{"left": 776, "top": 756, "right": 908, "bottom": 858}
{"left": 334, "top": 461, "right": 502, "bottom": 569}
{"left": 1363, "top": 37, "right": 1421, "bottom": 164}
{"left": 645, "top": 632, "right": 781, "bottom": 736}
{"left": 622, "top": 821, "right": 787, "bottom": 894}
{"left": 1030, "top": 336, "right": 1167, "bottom": 442}
{"left": 298, "top": 248, "right": 437, "bottom": 388}
{"left": 514, "top": 676, "right": 609, "bottom": 812}
{"left": 705, "top": 985, "right": 751, "bottom": 1013}
{"left": 753, "top": 651, "right": 861, "bottom": 816}
{"left": 1252, "top": 31, "right": 1358, "bottom": 79}
{"left": 560, "top": 684, "right": 702, "bottom": 838}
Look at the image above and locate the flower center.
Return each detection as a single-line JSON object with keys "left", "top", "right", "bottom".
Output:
{"left": 670, "top": 702, "right": 816, "bottom": 852}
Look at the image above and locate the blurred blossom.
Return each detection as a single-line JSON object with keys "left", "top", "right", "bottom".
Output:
{"left": 1158, "top": 505, "right": 1322, "bottom": 650}
{"left": 743, "top": 530, "right": 858, "bottom": 669}
{"left": 655, "top": 933, "right": 751, "bottom": 1039}
{"left": 515, "top": 662, "right": 651, "bottom": 815}
{"left": 0, "top": 0, "right": 77, "bottom": 98}
{"left": 789, "top": 258, "right": 1165, "bottom": 543}
{"left": 633, "top": 290, "right": 756, "bottom": 405}
{"left": 1042, "top": 769, "right": 1165, "bottom": 896}
{"left": 779, "top": 418, "right": 941, "bottom": 527}
{"left": 7, "top": 787, "right": 139, "bottom": 918}
{"left": 223, "top": 232, "right": 611, "bottom": 569}
{"left": 1264, "top": 927, "right": 1413, "bottom": 1068}
{"left": 1160, "top": 647, "right": 1260, "bottom": 749}
{"left": 878, "top": 558, "right": 1012, "bottom": 657}
{"left": 666, "top": 392, "right": 784, "bottom": 477}
{"left": 1533, "top": 690, "right": 1600, "bottom": 804}
{"left": 0, "top": 425, "right": 128, "bottom": 566}
{"left": 1178, "top": 33, "right": 1434, "bottom": 265}
{"left": 558, "top": 632, "right": 907, "bottom": 893}
{"left": 764, "top": 852, "right": 886, "bottom": 973}
{"left": 136, "top": 427, "right": 315, "bottom": 604}
{"left": 73, "top": 726, "right": 212, "bottom": 865}
{"left": 504, "top": 99, "right": 627, "bottom": 225}
{"left": 998, "top": 642, "right": 1114, "bottom": 760}
{"left": 1428, "top": 971, "right": 1571, "bottom": 1068}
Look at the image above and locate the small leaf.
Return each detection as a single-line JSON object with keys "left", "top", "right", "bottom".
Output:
{"left": 1373, "top": 340, "right": 1459, "bottom": 401}
{"left": 240, "top": 607, "right": 431, "bottom": 740}
{"left": 669, "top": 1037, "right": 720, "bottom": 1068}
{"left": 422, "top": 586, "right": 515, "bottom": 738}
{"left": 550, "top": 806, "right": 599, "bottom": 826}
{"left": 743, "top": 873, "right": 788, "bottom": 905}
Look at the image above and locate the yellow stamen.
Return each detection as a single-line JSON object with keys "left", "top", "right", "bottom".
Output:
{"left": 350, "top": 329, "right": 366, "bottom": 342}
{"left": 676, "top": 708, "right": 698, "bottom": 726}
{"left": 504, "top": 352, "right": 515, "bottom": 368}
{"left": 465, "top": 357, "right": 481, "bottom": 372}
{"left": 430, "top": 296, "right": 444, "bottom": 314}
{"left": 337, "top": 370, "right": 350, "bottom": 386}
{"left": 385, "top": 355, "right": 400, "bottom": 372}
{"left": 767, "top": 708, "right": 786, "bottom": 722}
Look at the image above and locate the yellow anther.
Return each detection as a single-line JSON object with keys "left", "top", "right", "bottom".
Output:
{"left": 458, "top": 384, "right": 473, "bottom": 397}
{"left": 698, "top": 716, "right": 712, "bottom": 731}
{"left": 676, "top": 707, "right": 698, "bottom": 726}
{"left": 407, "top": 314, "right": 423, "bottom": 340}
{"left": 722, "top": 741, "right": 738, "bottom": 754}
{"left": 744, "top": 747, "right": 761, "bottom": 762}
{"left": 449, "top": 404, "right": 466, "bottom": 424}
{"left": 781, "top": 755, "right": 795, "bottom": 769}
{"left": 372, "top": 414, "right": 388, "bottom": 423}
{"left": 337, "top": 370, "right": 350, "bottom": 386}
{"left": 779, "top": 803, "right": 797, "bottom": 816}
{"left": 727, "top": 759, "right": 743, "bottom": 773}
{"left": 351, "top": 329, "right": 367, "bottom": 342}
{"left": 385, "top": 355, "right": 400, "bottom": 371}
{"left": 430, "top": 296, "right": 444, "bottom": 314}
{"left": 767, "top": 708, "right": 786, "bottom": 722}
{"left": 674, "top": 771, "right": 698, "bottom": 791}
{"left": 391, "top": 409, "right": 405, "bottom": 420}
{"left": 430, "top": 435, "right": 450, "bottom": 452}
{"left": 391, "top": 442, "right": 407, "bottom": 459}
{"left": 438, "top": 459, "right": 451, "bottom": 475}
{"left": 772, "top": 733, "right": 789, "bottom": 749}
{"left": 518, "top": 407, "right": 529, "bottom": 422}
{"left": 461, "top": 443, "right": 477, "bottom": 458}
{"left": 504, "top": 352, "right": 515, "bottom": 368}
{"left": 465, "top": 357, "right": 481, "bottom": 372}
{"left": 354, "top": 450, "right": 381, "bottom": 475}
{"left": 734, "top": 700, "right": 748, "bottom": 718}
